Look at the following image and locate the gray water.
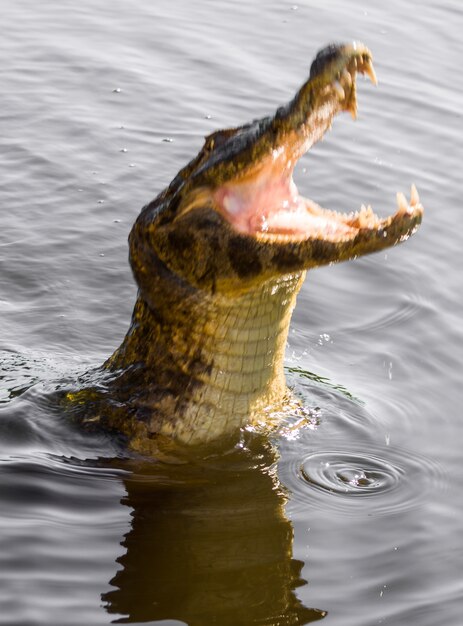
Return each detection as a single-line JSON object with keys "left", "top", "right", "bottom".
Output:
{"left": 1, "top": 1, "right": 462, "bottom": 624}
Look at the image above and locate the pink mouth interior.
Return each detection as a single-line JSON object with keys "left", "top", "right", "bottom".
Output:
{"left": 214, "top": 153, "right": 357, "bottom": 240}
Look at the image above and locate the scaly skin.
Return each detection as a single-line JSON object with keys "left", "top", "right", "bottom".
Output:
{"left": 74, "top": 43, "right": 422, "bottom": 452}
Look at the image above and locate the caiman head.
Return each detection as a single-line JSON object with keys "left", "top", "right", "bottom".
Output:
{"left": 108, "top": 43, "right": 423, "bottom": 448}
{"left": 130, "top": 42, "right": 422, "bottom": 300}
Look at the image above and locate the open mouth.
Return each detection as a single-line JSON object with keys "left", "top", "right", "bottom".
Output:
{"left": 213, "top": 44, "right": 423, "bottom": 242}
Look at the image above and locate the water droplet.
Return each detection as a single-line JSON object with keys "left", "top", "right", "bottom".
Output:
{"left": 120, "top": 148, "right": 128, "bottom": 153}
{"left": 99, "top": 253, "right": 105, "bottom": 257}
{"left": 129, "top": 163, "right": 136, "bottom": 168}
{"left": 113, "top": 88, "right": 121, "bottom": 93}
{"left": 97, "top": 200, "right": 104, "bottom": 204}
{"left": 162, "top": 137, "right": 174, "bottom": 143}
{"left": 204, "top": 114, "right": 212, "bottom": 120}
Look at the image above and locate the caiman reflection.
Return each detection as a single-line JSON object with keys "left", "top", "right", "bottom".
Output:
{"left": 103, "top": 437, "right": 326, "bottom": 625}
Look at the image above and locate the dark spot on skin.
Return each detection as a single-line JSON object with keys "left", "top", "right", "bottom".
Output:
{"left": 189, "top": 354, "right": 213, "bottom": 378}
{"left": 208, "top": 234, "right": 220, "bottom": 257}
{"left": 195, "top": 216, "right": 220, "bottom": 232}
{"left": 227, "top": 236, "right": 263, "bottom": 279}
{"left": 310, "top": 239, "right": 337, "bottom": 262}
{"left": 167, "top": 230, "right": 193, "bottom": 253}
{"left": 271, "top": 247, "right": 301, "bottom": 272}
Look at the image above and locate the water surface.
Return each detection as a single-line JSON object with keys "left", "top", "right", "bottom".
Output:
{"left": 1, "top": 1, "right": 462, "bottom": 625}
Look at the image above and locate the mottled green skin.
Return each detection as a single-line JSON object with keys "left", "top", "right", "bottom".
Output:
{"left": 69, "top": 43, "right": 422, "bottom": 452}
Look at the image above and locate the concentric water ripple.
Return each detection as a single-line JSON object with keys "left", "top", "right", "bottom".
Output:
{"left": 301, "top": 451, "right": 401, "bottom": 495}
{"left": 283, "top": 445, "right": 443, "bottom": 517}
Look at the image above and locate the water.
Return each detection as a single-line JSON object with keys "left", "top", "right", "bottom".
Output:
{"left": 1, "top": 0, "right": 462, "bottom": 624}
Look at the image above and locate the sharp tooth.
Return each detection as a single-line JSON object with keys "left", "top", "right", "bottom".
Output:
{"left": 348, "top": 95, "right": 357, "bottom": 119}
{"left": 333, "top": 80, "right": 345, "bottom": 100}
{"left": 358, "top": 206, "right": 367, "bottom": 227}
{"left": 396, "top": 191, "right": 409, "bottom": 214}
{"left": 410, "top": 183, "right": 420, "bottom": 206}
{"left": 342, "top": 68, "right": 352, "bottom": 87}
{"left": 346, "top": 80, "right": 358, "bottom": 119}
{"left": 364, "top": 58, "right": 378, "bottom": 85}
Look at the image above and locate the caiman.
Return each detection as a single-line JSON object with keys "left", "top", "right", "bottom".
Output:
{"left": 74, "top": 43, "right": 423, "bottom": 453}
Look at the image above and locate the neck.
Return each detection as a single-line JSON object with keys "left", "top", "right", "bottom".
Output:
{"left": 106, "top": 272, "right": 305, "bottom": 446}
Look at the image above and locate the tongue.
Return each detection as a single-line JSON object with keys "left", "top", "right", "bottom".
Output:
{"left": 216, "top": 172, "right": 302, "bottom": 235}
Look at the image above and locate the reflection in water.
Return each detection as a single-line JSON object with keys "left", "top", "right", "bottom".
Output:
{"left": 103, "top": 438, "right": 326, "bottom": 625}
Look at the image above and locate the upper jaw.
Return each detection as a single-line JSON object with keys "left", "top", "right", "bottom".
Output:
{"left": 272, "top": 42, "right": 378, "bottom": 149}
{"left": 207, "top": 42, "right": 423, "bottom": 249}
